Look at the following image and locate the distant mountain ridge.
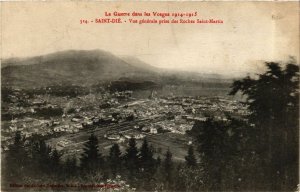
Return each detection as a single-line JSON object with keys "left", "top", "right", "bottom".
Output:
{"left": 1, "top": 49, "right": 232, "bottom": 88}
{"left": 2, "top": 50, "right": 161, "bottom": 88}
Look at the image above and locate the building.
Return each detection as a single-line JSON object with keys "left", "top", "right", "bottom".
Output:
{"left": 150, "top": 127, "right": 158, "bottom": 134}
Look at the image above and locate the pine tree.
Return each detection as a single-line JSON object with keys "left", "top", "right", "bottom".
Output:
{"left": 124, "top": 138, "right": 139, "bottom": 182}
{"left": 64, "top": 156, "right": 78, "bottom": 177}
{"left": 5, "top": 131, "right": 28, "bottom": 181}
{"left": 154, "top": 155, "right": 164, "bottom": 191}
{"left": 163, "top": 148, "right": 174, "bottom": 188}
{"left": 30, "top": 139, "right": 52, "bottom": 174}
{"left": 139, "top": 138, "right": 155, "bottom": 171}
{"left": 229, "top": 61, "right": 299, "bottom": 190}
{"left": 185, "top": 145, "right": 197, "bottom": 167}
{"left": 156, "top": 156, "right": 161, "bottom": 166}
{"left": 194, "top": 117, "right": 233, "bottom": 190}
{"left": 108, "top": 143, "right": 122, "bottom": 177}
{"left": 26, "top": 135, "right": 52, "bottom": 176}
{"left": 50, "top": 149, "right": 62, "bottom": 175}
{"left": 139, "top": 139, "right": 156, "bottom": 190}
{"left": 80, "top": 133, "right": 103, "bottom": 173}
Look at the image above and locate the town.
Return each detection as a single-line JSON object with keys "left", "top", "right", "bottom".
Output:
{"left": 1, "top": 86, "right": 248, "bottom": 161}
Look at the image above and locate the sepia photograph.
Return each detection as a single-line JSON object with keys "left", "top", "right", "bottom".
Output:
{"left": 1, "top": 1, "right": 299, "bottom": 191}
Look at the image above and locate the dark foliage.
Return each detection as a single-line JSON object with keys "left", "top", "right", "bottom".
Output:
{"left": 123, "top": 138, "right": 139, "bottom": 184}
{"left": 229, "top": 61, "right": 299, "bottom": 190}
{"left": 80, "top": 134, "right": 104, "bottom": 174}
{"left": 3, "top": 132, "right": 191, "bottom": 191}
{"left": 64, "top": 156, "right": 78, "bottom": 177}
{"left": 185, "top": 145, "right": 197, "bottom": 167}
{"left": 138, "top": 139, "right": 157, "bottom": 190}
{"left": 108, "top": 143, "right": 122, "bottom": 177}
{"left": 4, "top": 131, "right": 28, "bottom": 181}
{"left": 163, "top": 149, "right": 174, "bottom": 188}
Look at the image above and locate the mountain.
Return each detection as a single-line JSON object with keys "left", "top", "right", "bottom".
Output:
{"left": 1, "top": 49, "right": 233, "bottom": 90}
{"left": 120, "top": 56, "right": 159, "bottom": 72}
{"left": 1, "top": 50, "right": 159, "bottom": 88}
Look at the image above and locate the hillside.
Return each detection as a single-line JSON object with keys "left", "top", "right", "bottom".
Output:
{"left": 1, "top": 49, "right": 233, "bottom": 90}
{"left": 1, "top": 50, "right": 159, "bottom": 88}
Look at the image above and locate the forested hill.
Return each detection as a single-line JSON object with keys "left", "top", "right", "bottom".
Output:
{"left": 1, "top": 49, "right": 232, "bottom": 89}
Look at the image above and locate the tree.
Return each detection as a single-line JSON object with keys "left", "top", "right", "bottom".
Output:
{"left": 108, "top": 143, "right": 122, "bottom": 177}
{"left": 163, "top": 148, "right": 174, "bottom": 188}
{"left": 139, "top": 139, "right": 156, "bottom": 172}
{"left": 32, "top": 139, "right": 52, "bottom": 174}
{"left": 229, "top": 60, "right": 299, "bottom": 190}
{"left": 64, "top": 156, "right": 78, "bottom": 177}
{"left": 156, "top": 156, "right": 161, "bottom": 166}
{"left": 195, "top": 118, "right": 230, "bottom": 190}
{"left": 190, "top": 116, "right": 248, "bottom": 190}
{"left": 123, "top": 138, "right": 139, "bottom": 182}
{"left": 4, "top": 131, "right": 28, "bottom": 182}
{"left": 80, "top": 134, "right": 103, "bottom": 174}
{"left": 50, "top": 149, "right": 62, "bottom": 175}
{"left": 139, "top": 139, "right": 156, "bottom": 190}
{"left": 185, "top": 145, "right": 197, "bottom": 167}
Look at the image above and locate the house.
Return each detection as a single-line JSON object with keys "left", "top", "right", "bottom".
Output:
{"left": 141, "top": 127, "right": 149, "bottom": 132}
{"left": 84, "top": 119, "right": 93, "bottom": 126}
{"left": 53, "top": 126, "right": 63, "bottom": 132}
{"left": 117, "top": 137, "right": 126, "bottom": 143}
{"left": 73, "top": 123, "right": 83, "bottom": 129}
{"left": 186, "top": 116, "right": 207, "bottom": 122}
{"left": 194, "top": 117, "right": 207, "bottom": 121}
{"left": 32, "top": 99, "right": 45, "bottom": 106}
{"left": 107, "top": 134, "right": 121, "bottom": 140}
{"left": 9, "top": 125, "right": 17, "bottom": 132}
{"left": 71, "top": 117, "right": 81, "bottom": 122}
{"left": 124, "top": 134, "right": 132, "bottom": 139}
{"left": 71, "top": 129, "right": 79, "bottom": 133}
{"left": 92, "top": 117, "right": 100, "bottom": 124}
{"left": 134, "top": 134, "right": 146, "bottom": 140}
{"left": 57, "top": 140, "right": 69, "bottom": 147}
{"left": 150, "top": 127, "right": 158, "bottom": 134}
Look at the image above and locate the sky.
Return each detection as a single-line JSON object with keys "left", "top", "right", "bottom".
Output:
{"left": 1, "top": 2, "right": 299, "bottom": 77}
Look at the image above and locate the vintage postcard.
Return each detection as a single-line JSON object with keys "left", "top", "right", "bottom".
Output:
{"left": 1, "top": 1, "right": 299, "bottom": 191}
